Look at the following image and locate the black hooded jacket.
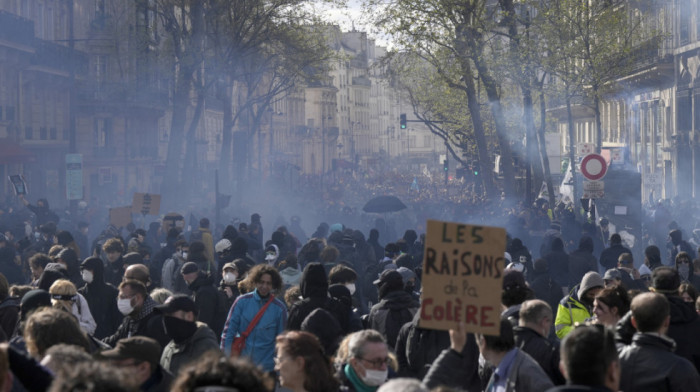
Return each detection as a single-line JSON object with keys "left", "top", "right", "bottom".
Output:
{"left": 368, "top": 287, "right": 420, "bottom": 348}
{"left": 79, "top": 256, "right": 122, "bottom": 339}
{"left": 508, "top": 239, "right": 534, "bottom": 279}
{"left": 666, "top": 295, "right": 700, "bottom": 371}
{"left": 103, "top": 255, "right": 125, "bottom": 288}
{"left": 286, "top": 263, "right": 350, "bottom": 332}
{"left": 568, "top": 237, "right": 597, "bottom": 287}
{"left": 187, "top": 273, "right": 226, "bottom": 338}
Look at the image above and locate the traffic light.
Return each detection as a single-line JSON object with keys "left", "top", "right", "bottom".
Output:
{"left": 400, "top": 113, "right": 407, "bottom": 129}
{"left": 472, "top": 160, "right": 480, "bottom": 176}
{"left": 443, "top": 159, "right": 448, "bottom": 172}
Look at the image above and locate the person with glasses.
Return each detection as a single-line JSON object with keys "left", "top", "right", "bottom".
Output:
{"left": 337, "top": 329, "right": 393, "bottom": 391}
{"left": 274, "top": 331, "right": 339, "bottom": 392}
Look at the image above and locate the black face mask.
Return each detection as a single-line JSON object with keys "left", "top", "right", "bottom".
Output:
{"left": 163, "top": 315, "right": 197, "bottom": 344}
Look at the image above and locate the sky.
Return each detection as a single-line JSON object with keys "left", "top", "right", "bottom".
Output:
{"left": 313, "top": 0, "right": 393, "bottom": 48}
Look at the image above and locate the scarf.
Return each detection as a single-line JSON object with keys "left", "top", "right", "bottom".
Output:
{"left": 343, "top": 364, "right": 378, "bottom": 392}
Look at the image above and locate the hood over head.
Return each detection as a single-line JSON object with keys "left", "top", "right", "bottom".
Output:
{"left": 81, "top": 256, "right": 105, "bottom": 282}
{"left": 300, "top": 262, "right": 328, "bottom": 299}
{"left": 577, "top": 271, "right": 604, "bottom": 300}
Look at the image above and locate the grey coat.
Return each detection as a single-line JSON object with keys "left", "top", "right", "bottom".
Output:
{"left": 423, "top": 347, "right": 553, "bottom": 392}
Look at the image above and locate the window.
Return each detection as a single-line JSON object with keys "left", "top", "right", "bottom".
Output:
{"left": 24, "top": 126, "right": 32, "bottom": 140}
{"left": 50, "top": 127, "right": 57, "bottom": 140}
{"left": 6, "top": 106, "right": 14, "bottom": 121}
{"left": 680, "top": 1, "right": 690, "bottom": 43}
{"left": 40, "top": 127, "right": 47, "bottom": 140}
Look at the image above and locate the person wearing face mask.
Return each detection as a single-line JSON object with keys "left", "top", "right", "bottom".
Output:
{"left": 264, "top": 244, "right": 280, "bottom": 266}
{"left": 338, "top": 329, "right": 394, "bottom": 391}
{"left": 103, "top": 280, "right": 169, "bottom": 352}
{"left": 79, "top": 256, "right": 123, "bottom": 339}
{"left": 287, "top": 263, "right": 350, "bottom": 333}
{"left": 156, "top": 295, "right": 218, "bottom": 375}
{"left": 219, "top": 262, "right": 241, "bottom": 310}
{"left": 675, "top": 252, "right": 700, "bottom": 290}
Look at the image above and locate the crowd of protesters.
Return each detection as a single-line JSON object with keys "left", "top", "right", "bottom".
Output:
{"left": 0, "top": 189, "right": 699, "bottom": 392}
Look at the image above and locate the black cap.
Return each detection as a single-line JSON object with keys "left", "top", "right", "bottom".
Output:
{"left": 373, "top": 270, "right": 403, "bottom": 286}
{"left": 98, "top": 336, "right": 162, "bottom": 367}
{"left": 20, "top": 289, "right": 51, "bottom": 317}
{"left": 180, "top": 262, "right": 199, "bottom": 275}
{"left": 155, "top": 294, "right": 197, "bottom": 315}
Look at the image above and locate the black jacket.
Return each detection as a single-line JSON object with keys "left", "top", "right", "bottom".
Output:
{"left": 394, "top": 312, "right": 450, "bottom": 379}
{"left": 287, "top": 263, "right": 350, "bottom": 332}
{"left": 188, "top": 273, "right": 226, "bottom": 337}
{"left": 544, "top": 248, "right": 569, "bottom": 288}
{"left": 599, "top": 244, "right": 631, "bottom": 271}
{"left": 513, "top": 326, "right": 566, "bottom": 385}
{"left": 103, "top": 256, "right": 125, "bottom": 288}
{"left": 79, "top": 257, "right": 123, "bottom": 339}
{"left": 421, "top": 337, "right": 484, "bottom": 392}
{"left": 666, "top": 295, "right": 700, "bottom": 371}
{"left": 568, "top": 249, "right": 597, "bottom": 288}
{"left": 367, "top": 289, "right": 419, "bottom": 348}
{"left": 103, "top": 297, "right": 169, "bottom": 352}
{"left": 530, "top": 272, "right": 564, "bottom": 314}
{"left": 619, "top": 333, "right": 700, "bottom": 391}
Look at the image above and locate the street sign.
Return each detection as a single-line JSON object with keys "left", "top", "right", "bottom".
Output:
{"left": 578, "top": 143, "right": 594, "bottom": 156}
{"left": 644, "top": 172, "right": 662, "bottom": 186}
{"left": 580, "top": 153, "right": 608, "bottom": 181}
{"left": 583, "top": 180, "right": 605, "bottom": 199}
{"left": 611, "top": 149, "right": 624, "bottom": 164}
{"left": 65, "top": 154, "right": 83, "bottom": 200}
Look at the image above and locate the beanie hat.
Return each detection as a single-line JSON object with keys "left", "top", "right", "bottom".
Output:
{"left": 503, "top": 269, "right": 526, "bottom": 290}
{"left": 578, "top": 272, "right": 605, "bottom": 299}
{"left": 180, "top": 262, "right": 199, "bottom": 275}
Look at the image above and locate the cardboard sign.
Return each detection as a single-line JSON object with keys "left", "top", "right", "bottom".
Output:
{"left": 109, "top": 206, "right": 133, "bottom": 228}
{"left": 131, "top": 193, "right": 161, "bottom": 216}
{"left": 418, "top": 219, "right": 506, "bottom": 335}
{"left": 8, "top": 175, "right": 27, "bottom": 195}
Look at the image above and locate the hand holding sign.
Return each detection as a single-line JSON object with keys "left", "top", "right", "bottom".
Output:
{"left": 419, "top": 220, "right": 506, "bottom": 335}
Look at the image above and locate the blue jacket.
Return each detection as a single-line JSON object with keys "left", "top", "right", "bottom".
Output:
{"left": 220, "top": 289, "right": 286, "bottom": 371}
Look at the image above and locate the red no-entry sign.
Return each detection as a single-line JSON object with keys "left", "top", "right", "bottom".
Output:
{"left": 580, "top": 154, "right": 607, "bottom": 181}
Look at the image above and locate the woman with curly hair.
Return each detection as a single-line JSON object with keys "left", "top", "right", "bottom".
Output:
{"left": 220, "top": 264, "right": 286, "bottom": 372}
{"left": 275, "top": 331, "right": 340, "bottom": 392}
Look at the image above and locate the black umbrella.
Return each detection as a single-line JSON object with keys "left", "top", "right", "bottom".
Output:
{"left": 362, "top": 196, "right": 408, "bottom": 213}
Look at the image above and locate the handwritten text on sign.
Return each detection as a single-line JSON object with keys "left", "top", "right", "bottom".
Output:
{"left": 419, "top": 220, "right": 506, "bottom": 335}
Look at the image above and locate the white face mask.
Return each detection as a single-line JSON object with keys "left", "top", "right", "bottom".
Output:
{"left": 345, "top": 283, "right": 356, "bottom": 295}
{"left": 181, "top": 251, "right": 188, "bottom": 260}
{"left": 81, "top": 270, "right": 94, "bottom": 283}
{"left": 117, "top": 298, "right": 134, "bottom": 316}
{"left": 224, "top": 272, "right": 237, "bottom": 283}
{"left": 361, "top": 368, "right": 387, "bottom": 386}
{"left": 265, "top": 253, "right": 276, "bottom": 262}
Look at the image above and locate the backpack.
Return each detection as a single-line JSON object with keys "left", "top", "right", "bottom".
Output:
{"left": 161, "top": 257, "right": 183, "bottom": 292}
{"left": 189, "top": 229, "right": 203, "bottom": 243}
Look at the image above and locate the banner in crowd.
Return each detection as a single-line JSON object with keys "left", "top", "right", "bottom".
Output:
{"left": 109, "top": 206, "right": 133, "bottom": 228}
{"left": 132, "top": 193, "right": 161, "bottom": 216}
{"left": 419, "top": 219, "right": 506, "bottom": 335}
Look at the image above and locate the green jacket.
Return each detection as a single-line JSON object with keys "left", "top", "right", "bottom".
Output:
{"left": 554, "top": 288, "right": 591, "bottom": 339}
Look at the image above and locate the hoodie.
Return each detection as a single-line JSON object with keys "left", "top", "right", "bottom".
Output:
{"left": 287, "top": 263, "right": 350, "bottom": 332}
{"left": 79, "top": 256, "right": 122, "bottom": 339}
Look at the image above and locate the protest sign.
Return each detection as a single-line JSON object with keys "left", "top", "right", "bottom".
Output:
{"left": 8, "top": 175, "right": 27, "bottom": 195}
{"left": 109, "top": 206, "right": 133, "bottom": 228}
{"left": 418, "top": 219, "right": 506, "bottom": 335}
{"left": 131, "top": 193, "right": 161, "bottom": 216}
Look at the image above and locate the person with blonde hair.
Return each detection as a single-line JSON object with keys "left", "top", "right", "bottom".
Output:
{"left": 49, "top": 279, "right": 96, "bottom": 335}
